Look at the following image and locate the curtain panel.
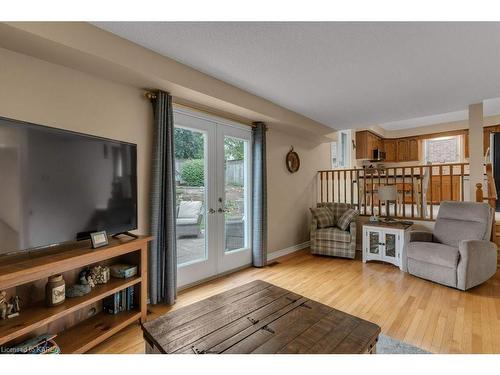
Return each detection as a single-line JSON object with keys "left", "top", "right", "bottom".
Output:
{"left": 149, "top": 90, "right": 177, "bottom": 305}
{"left": 251, "top": 122, "right": 268, "bottom": 267}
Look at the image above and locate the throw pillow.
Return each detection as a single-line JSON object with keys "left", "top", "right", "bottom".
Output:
{"left": 310, "top": 207, "right": 335, "bottom": 228}
{"left": 337, "top": 208, "right": 359, "bottom": 231}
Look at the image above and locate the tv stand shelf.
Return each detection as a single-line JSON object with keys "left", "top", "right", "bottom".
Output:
{"left": 0, "top": 236, "right": 152, "bottom": 353}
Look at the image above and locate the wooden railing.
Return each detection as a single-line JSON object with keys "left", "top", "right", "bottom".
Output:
{"left": 317, "top": 163, "right": 475, "bottom": 220}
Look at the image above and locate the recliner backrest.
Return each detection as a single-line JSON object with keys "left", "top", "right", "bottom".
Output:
{"left": 433, "top": 201, "right": 492, "bottom": 247}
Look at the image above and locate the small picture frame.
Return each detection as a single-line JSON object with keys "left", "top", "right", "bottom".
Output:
{"left": 90, "top": 231, "right": 108, "bottom": 249}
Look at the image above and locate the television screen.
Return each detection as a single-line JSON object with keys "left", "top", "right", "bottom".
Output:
{"left": 0, "top": 116, "right": 138, "bottom": 255}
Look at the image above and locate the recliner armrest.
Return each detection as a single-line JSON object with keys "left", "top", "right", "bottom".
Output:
{"left": 457, "top": 240, "right": 498, "bottom": 290}
{"left": 409, "top": 230, "right": 433, "bottom": 243}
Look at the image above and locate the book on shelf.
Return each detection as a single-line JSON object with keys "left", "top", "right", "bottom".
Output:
{"left": 103, "top": 287, "right": 135, "bottom": 315}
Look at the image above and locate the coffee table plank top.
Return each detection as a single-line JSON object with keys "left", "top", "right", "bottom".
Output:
{"left": 142, "top": 280, "right": 380, "bottom": 354}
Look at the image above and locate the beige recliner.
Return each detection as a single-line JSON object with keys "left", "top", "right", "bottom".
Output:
{"left": 405, "top": 201, "right": 497, "bottom": 290}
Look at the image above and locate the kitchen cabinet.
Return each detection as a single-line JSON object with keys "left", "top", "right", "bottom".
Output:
{"left": 355, "top": 130, "right": 383, "bottom": 159}
{"left": 356, "top": 131, "right": 419, "bottom": 162}
{"left": 383, "top": 139, "right": 397, "bottom": 162}
{"left": 396, "top": 139, "right": 409, "bottom": 161}
{"left": 408, "top": 138, "right": 419, "bottom": 161}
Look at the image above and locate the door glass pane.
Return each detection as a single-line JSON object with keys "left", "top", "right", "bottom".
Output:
{"left": 224, "top": 136, "right": 248, "bottom": 252}
{"left": 385, "top": 233, "right": 396, "bottom": 258}
{"left": 369, "top": 232, "right": 379, "bottom": 254}
{"left": 174, "top": 127, "right": 207, "bottom": 266}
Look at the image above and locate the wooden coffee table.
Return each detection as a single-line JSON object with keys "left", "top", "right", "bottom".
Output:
{"left": 142, "top": 280, "right": 380, "bottom": 354}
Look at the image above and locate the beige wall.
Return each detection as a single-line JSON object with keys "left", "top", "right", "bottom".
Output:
{"left": 0, "top": 46, "right": 332, "bottom": 254}
{"left": 0, "top": 22, "right": 336, "bottom": 142}
{"left": 0, "top": 47, "right": 153, "bottom": 235}
{"left": 267, "top": 128, "right": 331, "bottom": 252}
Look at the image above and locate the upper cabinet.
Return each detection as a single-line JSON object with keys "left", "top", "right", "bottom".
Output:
{"left": 408, "top": 138, "right": 419, "bottom": 161}
{"left": 383, "top": 139, "right": 397, "bottom": 162}
{"left": 355, "top": 130, "right": 383, "bottom": 159}
{"left": 396, "top": 139, "right": 409, "bottom": 161}
{"left": 355, "top": 131, "right": 419, "bottom": 162}
{"left": 397, "top": 137, "right": 419, "bottom": 162}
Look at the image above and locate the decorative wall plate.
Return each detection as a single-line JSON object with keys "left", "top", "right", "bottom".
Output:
{"left": 286, "top": 146, "right": 300, "bottom": 173}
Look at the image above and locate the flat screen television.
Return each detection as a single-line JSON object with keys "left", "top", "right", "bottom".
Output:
{"left": 0, "top": 116, "right": 138, "bottom": 256}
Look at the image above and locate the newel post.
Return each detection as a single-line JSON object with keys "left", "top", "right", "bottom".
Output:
{"left": 475, "top": 183, "right": 484, "bottom": 203}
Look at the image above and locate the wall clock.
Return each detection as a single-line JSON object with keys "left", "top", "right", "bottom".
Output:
{"left": 286, "top": 146, "right": 300, "bottom": 173}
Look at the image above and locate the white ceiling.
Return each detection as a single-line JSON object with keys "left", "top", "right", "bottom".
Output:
{"left": 93, "top": 22, "right": 500, "bottom": 130}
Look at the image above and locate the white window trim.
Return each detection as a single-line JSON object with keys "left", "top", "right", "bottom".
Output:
{"left": 331, "top": 130, "right": 352, "bottom": 169}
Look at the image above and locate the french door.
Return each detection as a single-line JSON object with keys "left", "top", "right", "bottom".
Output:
{"left": 174, "top": 109, "right": 252, "bottom": 287}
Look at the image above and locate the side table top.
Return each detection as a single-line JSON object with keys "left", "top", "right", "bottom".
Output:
{"left": 363, "top": 220, "right": 413, "bottom": 230}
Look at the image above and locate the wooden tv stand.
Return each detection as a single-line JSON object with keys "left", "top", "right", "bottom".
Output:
{"left": 0, "top": 235, "right": 152, "bottom": 353}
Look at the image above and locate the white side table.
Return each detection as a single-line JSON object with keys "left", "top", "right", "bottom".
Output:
{"left": 362, "top": 222, "right": 413, "bottom": 271}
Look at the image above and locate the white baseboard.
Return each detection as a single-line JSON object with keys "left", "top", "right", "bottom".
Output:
{"left": 267, "top": 241, "right": 311, "bottom": 261}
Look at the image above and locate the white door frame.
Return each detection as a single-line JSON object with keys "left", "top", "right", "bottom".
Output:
{"left": 174, "top": 111, "right": 217, "bottom": 287}
{"left": 174, "top": 107, "right": 252, "bottom": 287}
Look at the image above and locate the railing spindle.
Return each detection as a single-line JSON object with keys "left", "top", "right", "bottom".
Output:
{"left": 350, "top": 170, "right": 354, "bottom": 206}
{"left": 439, "top": 165, "right": 443, "bottom": 203}
{"left": 378, "top": 170, "right": 381, "bottom": 216}
{"left": 327, "top": 171, "right": 331, "bottom": 202}
{"left": 411, "top": 167, "right": 415, "bottom": 218}
{"left": 450, "top": 165, "right": 454, "bottom": 201}
{"left": 461, "top": 164, "right": 464, "bottom": 201}
{"left": 420, "top": 166, "right": 424, "bottom": 219}
{"left": 344, "top": 170, "right": 347, "bottom": 203}
{"left": 320, "top": 172, "right": 324, "bottom": 203}
{"left": 370, "top": 169, "right": 374, "bottom": 216}
{"left": 337, "top": 171, "right": 340, "bottom": 202}
{"left": 402, "top": 168, "right": 406, "bottom": 218}
{"left": 429, "top": 166, "right": 434, "bottom": 220}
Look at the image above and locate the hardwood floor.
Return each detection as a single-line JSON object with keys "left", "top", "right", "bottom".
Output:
{"left": 89, "top": 249, "right": 500, "bottom": 354}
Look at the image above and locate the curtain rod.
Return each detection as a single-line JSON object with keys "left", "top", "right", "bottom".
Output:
{"left": 144, "top": 90, "right": 259, "bottom": 128}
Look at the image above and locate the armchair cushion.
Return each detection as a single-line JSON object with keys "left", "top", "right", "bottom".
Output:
{"left": 336, "top": 208, "right": 359, "bottom": 231}
{"left": 315, "top": 227, "right": 351, "bottom": 243}
{"left": 310, "top": 207, "right": 335, "bottom": 229}
{"left": 406, "top": 242, "right": 459, "bottom": 268}
{"left": 176, "top": 218, "right": 199, "bottom": 225}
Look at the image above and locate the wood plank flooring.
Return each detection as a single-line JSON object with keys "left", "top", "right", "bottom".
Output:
{"left": 89, "top": 249, "right": 500, "bottom": 354}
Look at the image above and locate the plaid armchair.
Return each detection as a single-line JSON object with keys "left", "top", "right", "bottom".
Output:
{"left": 310, "top": 203, "right": 358, "bottom": 259}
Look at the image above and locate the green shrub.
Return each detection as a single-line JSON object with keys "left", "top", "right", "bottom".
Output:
{"left": 181, "top": 159, "right": 205, "bottom": 186}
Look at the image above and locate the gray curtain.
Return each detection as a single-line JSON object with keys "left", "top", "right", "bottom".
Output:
{"left": 252, "top": 122, "right": 268, "bottom": 267}
{"left": 149, "top": 90, "right": 177, "bottom": 305}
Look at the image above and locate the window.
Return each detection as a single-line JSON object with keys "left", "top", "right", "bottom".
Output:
{"left": 331, "top": 130, "right": 351, "bottom": 168}
{"left": 424, "top": 136, "right": 461, "bottom": 164}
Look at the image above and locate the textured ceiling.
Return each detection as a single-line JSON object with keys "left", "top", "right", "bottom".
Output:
{"left": 93, "top": 22, "right": 500, "bottom": 130}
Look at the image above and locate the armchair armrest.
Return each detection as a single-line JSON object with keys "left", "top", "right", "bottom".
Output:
{"left": 349, "top": 220, "right": 357, "bottom": 236}
{"left": 408, "top": 230, "right": 433, "bottom": 243}
{"left": 310, "top": 218, "right": 318, "bottom": 235}
{"left": 457, "top": 240, "right": 498, "bottom": 290}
